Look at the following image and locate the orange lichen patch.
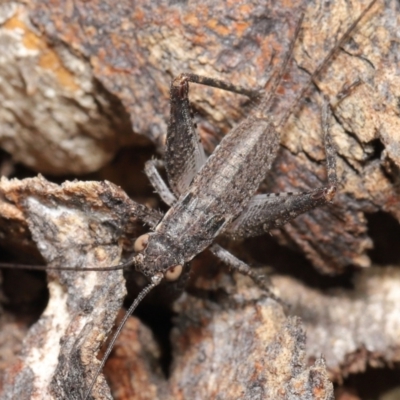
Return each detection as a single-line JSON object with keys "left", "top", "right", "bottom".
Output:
{"left": 253, "top": 40, "right": 280, "bottom": 75}
{"left": 3, "top": 10, "right": 79, "bottom": 93}
{"left": 164, "top": 11, "right": 181, "bottom": 29}
{"left": 133, "top": 7, "right": 145, "bottom": 24}
{"left": 206, "top": 18, "right": 218, "bottom": 29}
{"left": 22, "top": 29, "right": 43, "bottom": 50}
{"left": 84, "top": 25, "right": 97, "bottom": 40}
{"left": 3, "top": 11, "right": 42, "bottom": 50}
{"left": 313, "top": 385, "right": 326, "bottom": 398}
{"left": 282, "top": 0, "right": 302, "bottom": 9}
{"left": 206, "top": 18, "right": 231, "bottom": 36}
{"left": 233, "top": 21, "right": 250, "bottom": 37}
{"left": 38, "top": 50, "right": 80, "bottom": 92}
{"left": 238, "top": 3, "right": 253, "bottom": 15}
{"left": 109, "top": 32, "right": 121, "bottom": 49}
{"left": 3, "top": 17, "right": 24, "bottom": 34}
{"left": 206, "top": 18, "right": 230, "bottom": 36}
{"left": 293, "top": 378, "right": 304, "bottom": 391}
{"left": 214, "top": 23, "right": 231, "bottom": 37}
{"left": 184, "top": 12, "right": 199, "bottom": 28}
{"left": 91, "top": 55, "right": 104, "bottom": 76}
{"left": 252, "top": 360, "right": 265, "bottom": 376}
{"left": 190, "top": 31, "right": 208, "bottom": 47}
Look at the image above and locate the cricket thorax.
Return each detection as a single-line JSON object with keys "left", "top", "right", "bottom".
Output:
{"left": 133, "top": 232, "right": 184, "bottom": 281}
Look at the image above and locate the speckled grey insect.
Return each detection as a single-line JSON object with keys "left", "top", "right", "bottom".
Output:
{"left": 80, "top": 1, "right": 379, "bottom": 398}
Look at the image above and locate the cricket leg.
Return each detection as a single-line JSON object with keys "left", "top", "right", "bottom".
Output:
{"left": 171, "top": 73, "right": 259, "bottom": 97}
{"left": 165, "top": 11, "right": 301, "bottom": 198}
{"left": 275, "top": 0, "right": 377, "bottom": 130}
{"left": 166, "top": 73, "right": 259, "bottom": 197}
{"left": 209, "top": 243, "right": 283, "bottom": 304}
{"left": 144, "top": 159, "right": 177, "bottom": 206}
{"left": 165, "top": 12, "right": 303, "bottom": 197}
{"left": 227, "top": 98, "right": 337, "bottom": 239}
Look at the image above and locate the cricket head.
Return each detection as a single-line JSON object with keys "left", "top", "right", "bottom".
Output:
{"left": 132, "top": 232, "right": 184, "bottom": 282}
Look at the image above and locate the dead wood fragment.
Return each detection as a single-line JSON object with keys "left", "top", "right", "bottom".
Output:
{"left": 0, "top": 2, "right": 136, "bottom": 175}
{"left": 102, "top": 315, "right": 168, "bottom": 400}
{"left": 273, "top": 267, "right": 400, "bottom": 381}
{"left": 0, "top": 176, "right": 154, "bottom": 399}
{"left": 0, "top": 176, "right": 335, "bottom": 399}
{"left": 169, "top": 275, "right": 334, "bottom": 400}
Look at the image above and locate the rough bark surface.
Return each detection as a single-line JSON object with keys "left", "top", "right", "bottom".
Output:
{"left": 273, "top": 267, "right": 400, "bottom": 381}
{"left": 0, "top": 177, "right": 334, "bottom": 399}
{"left": 169, "top": 277, "right": 334, "bottom": 400}
{"left": 0, "top": 177, "right": 141, "bottom": 399}
{"left": 0, "top": 0, "right": 399, "bottom": 399}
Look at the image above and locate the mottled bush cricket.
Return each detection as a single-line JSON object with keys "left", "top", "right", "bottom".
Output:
{"left": 0, "top": 0, "right": 377, "bottom": 399}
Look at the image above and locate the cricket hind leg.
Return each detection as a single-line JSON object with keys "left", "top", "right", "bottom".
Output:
{"left": 161, "top": 14, "right": 303, "bottom": 201}
{"left": 165, "top": 73, "right": 259, "bottom": 197}
{"left": 147, "top": 73, "right": 259, "bottom": 203}
{"left": 226, "top": 98, "right": 337, "bottom": 239}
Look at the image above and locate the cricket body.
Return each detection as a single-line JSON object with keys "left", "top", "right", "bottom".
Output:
{"left": 134, "top": 0, "right": 376, "bottom": 286}
{"left": 137, "top": 82, "right": 281, "bottom": 281}
{"left": 137, "top": 78, "right": 317, "bottom": 283}
{"left": 81, "top": 1, "right": 378, "bottom": 398}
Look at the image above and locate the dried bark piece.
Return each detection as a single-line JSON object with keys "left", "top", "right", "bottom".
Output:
{"left": 273, "top": 267, "right": 400, "bottom": 381}
{"left": 0, "top": 2, "right": 134, "bottom": 175}
{"left": 0, "top": 176, "right": 159, "bottom": 399}
{"left": 169, "top": 275, "right": 334, "bottom": 400}
{"left": 0, "top": 176, "right": 336, "bottom": 399}
{"left": 0, "top": 178, "right": 36, "bottom": 257}
{"left": 103, "top": 314, "right": 168, "bottom": 400}
{"left": 29, "top": 0, "right": 305, "bottom": 149}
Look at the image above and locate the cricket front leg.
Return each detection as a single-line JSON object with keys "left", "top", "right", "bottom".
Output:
{"left": 226, "top": 99, "right": 337, "bottom": 240}
{"left": 165, "top": 73, "right": 259, "bottom": 196}
{"left": 144, "top": 159, "right": 177, "bottom": 206}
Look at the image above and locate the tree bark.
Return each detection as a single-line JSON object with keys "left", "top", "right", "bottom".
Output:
{"left": 0, "top": 0, "right": 399, "bottom": 399}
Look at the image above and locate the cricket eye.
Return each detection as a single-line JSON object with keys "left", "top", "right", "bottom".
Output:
{"left": 134, "top": 234, "right": 150, "bottom": 253}
{"left": 165, "top": 264, "right": 183, "bottom": 281}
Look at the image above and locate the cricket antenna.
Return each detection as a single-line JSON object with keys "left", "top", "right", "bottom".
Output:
{"left": 0, "top": 259, "right": 136, "bottom": 272}
{"left": 83, "top": 272, "right": 163, "bottom": 400}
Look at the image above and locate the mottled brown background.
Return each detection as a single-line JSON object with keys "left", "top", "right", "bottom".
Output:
{"left": 0, "top": 0, "right": 399, "bottom": 399}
